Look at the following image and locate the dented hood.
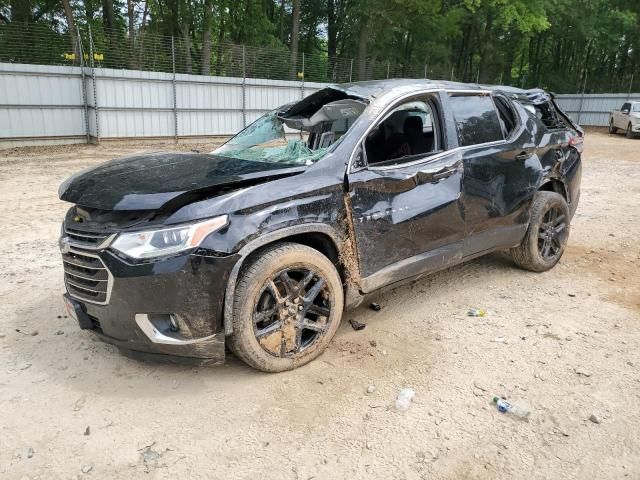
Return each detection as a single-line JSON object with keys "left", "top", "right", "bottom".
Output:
{"left": 59, "top": 152, "right": 303, "bottom": 211}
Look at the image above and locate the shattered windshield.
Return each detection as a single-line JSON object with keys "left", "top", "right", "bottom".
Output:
{"left": 213, "top": 112, "right": 326, "bottom": 166}
{"left": 213, "top": 93, "right": 367, "bottom": 166}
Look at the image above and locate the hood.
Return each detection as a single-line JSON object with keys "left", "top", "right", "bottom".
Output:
{"left": 59, "top": 152, "right": 304, "bottom": 211}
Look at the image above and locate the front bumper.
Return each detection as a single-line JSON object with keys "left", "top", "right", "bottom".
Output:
{"left": 62, "top": 247, "right": 239, "bottom": 364}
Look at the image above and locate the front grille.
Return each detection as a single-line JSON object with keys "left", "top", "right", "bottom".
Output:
{"left": 62, "top": 249, "right": 112, "bottom": 305}
{"left": 64, "top": 226, "right": 114, "bottom": 250}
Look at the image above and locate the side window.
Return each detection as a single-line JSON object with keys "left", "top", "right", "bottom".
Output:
{"left": 449, "top": 94, "right": 504, "bottom": 147}
{"left": 622, "top": 103, "right": 631, "bottom": 112}
{"left": 534, "top": 101, "right": 567, "bottom": 130}
{"left": 493, "top": 96, "right": 518, "bottom": 138}
{"left": 364, "top": 97, "right": 441, "bottom": 166}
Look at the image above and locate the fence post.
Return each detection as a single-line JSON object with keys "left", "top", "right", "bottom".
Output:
{"left": 300, "top": 52, "right": 305, "bottom": 99}
{"left": 576, "top": 71, "right": 588, "bottom": 125}
{"left": 387, "top": 62, "right": 390, "bottom": 79}
{"left": 88, "top": 26, "right": 100, "bottom": 144}
{"left": 171, "top": 36, "right": 178, "bottom": 144}
{"left": 242, "top": 45, "right": 247, "bottom": 127}
{"left": 576, "top": 93, "right": 584, "bottom": 125}
{"left": 349, "top": 58, "right": 353, "bottom": 83}
{"left": 424, "top": 64, "right": 427, "bottom": 79}
{"left": 627, "top": 74, "right": 634, "bottom": 101}
{"left": 77, "top": 27, "right": 90, "bottom": 145}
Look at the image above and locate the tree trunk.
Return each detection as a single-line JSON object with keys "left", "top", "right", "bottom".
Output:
{"left": 215, "top": 0, "right": 227, "bottom": 75}
{"left": 136, "top": 0, "right": 149, "bottom": 67}
{"left": 478, "top": 11, "right": 493, "bottom": 83}
{"left": 327, "top": 0, "right": 337, "bottom": 78}
{"left": 278, "top": 0, "right": 285, "bottom": 43}
{"left": 127, "top": 0, "right": 136, "bottom": 68}
{"left": 179, "top": 0, "right": 192, "bottom": 74}
{"left": 61, "top": 0, "right": 79, "bottom": 58}
{"left": 201, "top": 0, "right": 213, "bottom": 75}
{"left": 502, "top": 33, "right": 516, "bottom": 85}
{"left": 357, "top": 17, "right": 369, "bottom": 81}
{"left": 102, "top": 0, "right": 116, "bottom": 64}
{"left": 182, "top": 22, "right": 192, "bottom": 74}
{"left": 289, "top": 0, "right": 301, "bottom": 79}
{"left": 102, "top": 0, "right": 115, "bottom": 32}
{"left": 10, "top": 0, "right": 31, "bottom": 23}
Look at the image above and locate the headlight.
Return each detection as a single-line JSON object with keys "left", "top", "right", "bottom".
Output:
{"left": 110, "top": 215, "right": 228, "bottom": 259}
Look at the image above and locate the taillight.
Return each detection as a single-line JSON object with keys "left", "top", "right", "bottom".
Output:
{"left": 569, "top": 135, "right": 583, "bottom": 146}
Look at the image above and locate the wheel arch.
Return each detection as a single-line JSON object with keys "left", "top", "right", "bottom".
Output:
{"left": 538, "top": 177, "right": 568, "bottom": 202}
{"left": 222, "top": 224, "right": 344, "bottom": 336}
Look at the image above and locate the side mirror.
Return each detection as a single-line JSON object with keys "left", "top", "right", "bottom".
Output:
{"left": 622, "top": 109, "right": 630, "bottom": 114}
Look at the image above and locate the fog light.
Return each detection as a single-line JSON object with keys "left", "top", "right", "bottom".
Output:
{"left": 169, "top": 314, "right": 179, "bottom": 332}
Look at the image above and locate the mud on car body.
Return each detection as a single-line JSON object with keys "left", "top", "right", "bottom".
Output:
{"left": 58, "top": 79, "right": 583, "bottom": 372}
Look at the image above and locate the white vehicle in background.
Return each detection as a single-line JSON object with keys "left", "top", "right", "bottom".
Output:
{"left": 609, "top": 101, "right": 640, "bottom": 138}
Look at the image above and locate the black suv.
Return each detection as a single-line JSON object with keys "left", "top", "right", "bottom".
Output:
{"left": 59, "top": 80, "right": 583, "bottom": 372}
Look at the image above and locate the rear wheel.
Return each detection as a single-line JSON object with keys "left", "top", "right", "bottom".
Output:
{"left": 609, "top": 119, "right": 618, "bottom": 134}
{"left": 229, "top": 243, "right": 344, "bottom": 372}
{"left": 626, "top": 123, "right": 636, "bottom": 139}
{"left": 509, "top": 191, "right": 570, "bottom": 272}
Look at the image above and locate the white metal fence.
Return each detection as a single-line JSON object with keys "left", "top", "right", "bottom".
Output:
{"left": 1, "top": 62, "right": 638, "bottom": 148}
{"left": 553, "top": 93, "right": 640, "bottom": 127}
{"left": 0, "top": 63, "right": 327, "bottom": 148}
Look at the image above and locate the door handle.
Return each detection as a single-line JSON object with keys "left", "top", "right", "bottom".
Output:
{"left": 431, "top": 166, "right": 458, "bottom": 181}
{"left": 515, "top": 151, "right": 532, "bottom": 161}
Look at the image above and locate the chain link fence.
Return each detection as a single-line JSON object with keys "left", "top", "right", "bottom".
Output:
{"left": 0, "top": 22, "right": 539, "bottom": 86}
{"left": 2, "top": 22, "right": 639, "bottom": 93}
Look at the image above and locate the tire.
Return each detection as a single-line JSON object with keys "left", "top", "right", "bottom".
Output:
{"left": 609, "top": 120, "right": 617, "bottom": 134}
{"left": 626, "top": 123, "right": 635, "bottom": 139}
{"left": 509, "top": 191, "right": 570, "bottom": 273}
{"left": 228, "top": 242, "right": 344, "bottom": 372}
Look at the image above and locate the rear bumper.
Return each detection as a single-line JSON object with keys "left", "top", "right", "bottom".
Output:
{"left": 62, "top": 248, "right": 239, "bottom": 364}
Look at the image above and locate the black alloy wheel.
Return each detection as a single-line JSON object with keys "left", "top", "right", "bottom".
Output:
{"left": 229, "top": 242, "right": 344, "bottom": 372}
{"left": 537, "top": 205, "right": 568, "bottom": 262}
{"left": 509, "top": 191, "right": 571, "bottom": 272}
{"left": 253, "top": 267, "right": 332, "bottom": 357}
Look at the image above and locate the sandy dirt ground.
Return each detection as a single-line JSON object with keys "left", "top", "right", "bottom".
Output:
{"left": 0, "top": 131, "right": 639, "bottom": 480}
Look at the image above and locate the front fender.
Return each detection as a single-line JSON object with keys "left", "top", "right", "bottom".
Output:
{"left": 221, "top": 223, "right": 344, "bottom": 335}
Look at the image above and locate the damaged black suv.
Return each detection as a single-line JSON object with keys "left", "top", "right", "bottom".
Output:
{"left": 59, "top": 80, "right": 582, "bottom": 372}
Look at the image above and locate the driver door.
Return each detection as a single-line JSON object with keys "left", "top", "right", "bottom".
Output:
{"left": 346, "top": 92, "right": 465, "bottom": 293}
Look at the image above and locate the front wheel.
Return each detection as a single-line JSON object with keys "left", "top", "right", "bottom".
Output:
{"left": 229, "top": 243, "right": 344, "bottom": 372}
{"left": 626, "top": 123, "right": 636, "bottom": 139}
{"left": 609, "top": 120, "right": 618, "bottom": 134}
{"left": 509, "top": 191, "right": 570, "bottom": 272}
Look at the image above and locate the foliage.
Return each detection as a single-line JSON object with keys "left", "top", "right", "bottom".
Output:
{"left": 0, "top": 0, "right": 638, "bottom": 92}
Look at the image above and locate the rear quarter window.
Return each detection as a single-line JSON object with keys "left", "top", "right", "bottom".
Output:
{"left": 449, "top": 95, "right": 504, "bottom": 147}
{"left": 534, "top": 102, "right": 569, "bottom": 130}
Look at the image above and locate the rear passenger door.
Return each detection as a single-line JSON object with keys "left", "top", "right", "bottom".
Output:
{"left": 447, "top": 92, "right": 538, "bottom": 256}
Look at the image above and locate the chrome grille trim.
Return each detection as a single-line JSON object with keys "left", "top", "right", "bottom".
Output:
{"left": 62, "top": 258, "right": 105, "bottom": 270}
{"left": 62, "top": 248, "right": 113, "bottom": 305}
{"left": 64, "top": 226, "right": 116, "bottom": 250}
{"left": 64, "top": 271, "right": 108, "bottom": 282}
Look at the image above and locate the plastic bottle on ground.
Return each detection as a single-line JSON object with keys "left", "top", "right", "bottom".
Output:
{"left": 493, "top": 397, "right": 530, "bottom": 420}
